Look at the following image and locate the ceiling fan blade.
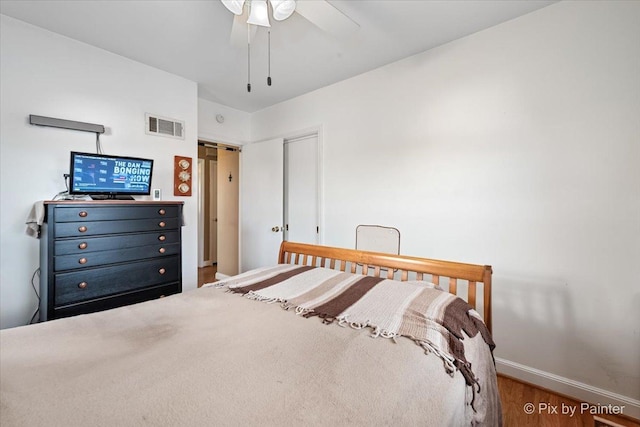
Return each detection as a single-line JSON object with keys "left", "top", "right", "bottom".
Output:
{"left": 295, "top": 0, "right": 359, "bottom": 38}
{"left": 230, "top": 11, "right": 257, "bottom": 48}
{"left": 221, "top": 0, "right": 245, "bottom": 15}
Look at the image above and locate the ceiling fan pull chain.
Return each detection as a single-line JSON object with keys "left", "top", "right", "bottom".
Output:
{"left": 267, "top": 29, "right": 272, "bottom": 86}
{"left": 247, "top": 24, "right": 252, "bottom": 92}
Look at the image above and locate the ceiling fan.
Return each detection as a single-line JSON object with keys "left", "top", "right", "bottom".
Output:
{"left": 220, "top": 0, "right": 360, "bottom": 92}
{"left": 220, "top": 0, "right": 358, "bottom": 92}
{"left": 221, "top": 0, "right": 359, "bottom": 48}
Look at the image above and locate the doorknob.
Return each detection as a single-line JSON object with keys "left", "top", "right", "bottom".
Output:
{"left": 271, "top": 226, "right": 281, "bottom": 232}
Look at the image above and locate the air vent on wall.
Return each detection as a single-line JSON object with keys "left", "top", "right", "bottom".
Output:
{"left": 145, "top": 113, "right": 184, "bottom": 139}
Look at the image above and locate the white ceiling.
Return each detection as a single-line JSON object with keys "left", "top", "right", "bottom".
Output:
{"left": 0, "top": 0, "right": 556, "bottom": 113}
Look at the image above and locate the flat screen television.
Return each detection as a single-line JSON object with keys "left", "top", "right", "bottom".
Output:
{"left": 69, "top": 151, "right": 154, "bottom": 199}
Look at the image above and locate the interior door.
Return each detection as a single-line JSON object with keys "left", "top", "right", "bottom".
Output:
{"left": 284, "top": 135, "right": 318, "bottom": 244}
{"left": 240, "top": 138, "right": 284, "bottom": 271}
{"left": 209, "top": 160, "right": 218, "bottom": 264}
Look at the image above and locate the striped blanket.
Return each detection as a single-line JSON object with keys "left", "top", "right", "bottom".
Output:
{"left": 214, "top": 264, "right": 495, "bottom": 393}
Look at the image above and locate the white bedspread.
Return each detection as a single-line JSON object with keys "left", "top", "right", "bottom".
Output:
{"left": 0, "top": 282, "right": 501, "bottom": 426}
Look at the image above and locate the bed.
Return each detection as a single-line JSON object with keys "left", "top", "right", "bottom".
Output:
{"left": 0, "top": 241, "right": 501, "bottom": 426}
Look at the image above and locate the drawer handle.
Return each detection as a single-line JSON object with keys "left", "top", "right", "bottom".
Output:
{"left": 159, "top": 247, "right": 166, "bottom": 254}
{"left": 158, "top": 235, "right": 166, "bottom": 241}
{"left": 78, "top": 282, "right": 88, "bottom": 289}
{"left": 158, "top": 268, "right": 166, "bottom": 275}
{"left": 79, "top": 258, "right": 87, "bottom": 264}
{"left": 158, "top": 209, "right": 166, "bottom": 215}
{"left": 158, "top": 221, "right": 166, "bottom": 228}
{"left": 78, "top": 211, "right": 88, "bottom": 218}
{"left": 78, "top": 242, "right": 88, "bottom": 250}
{"left": 78, "top": 226, "right": 88, "bottom": 233}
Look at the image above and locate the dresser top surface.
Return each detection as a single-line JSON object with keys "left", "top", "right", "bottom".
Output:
{"left": 44, "top": 200, "right": 184, "bottom": 206}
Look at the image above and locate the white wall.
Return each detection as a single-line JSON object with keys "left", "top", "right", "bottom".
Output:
{"left": 251, "top": 0, "right": 640, "bottom": 413}
{"left": 198, "top": 98, "right": 251, "bottom": 145}
{"left": 0, "top": 15, "right": 199, "bottom": 329}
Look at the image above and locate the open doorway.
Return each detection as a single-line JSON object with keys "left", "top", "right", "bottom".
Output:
{"left": 198, "top": 141, "right": 240, "bottom": 286}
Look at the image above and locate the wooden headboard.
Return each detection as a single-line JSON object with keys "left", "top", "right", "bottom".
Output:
{"left": 278, "top": 241, "right": 493, "bottom": 333}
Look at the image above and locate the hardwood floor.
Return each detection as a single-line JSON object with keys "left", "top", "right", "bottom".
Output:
{"left": 498, "top": 374, "right": 639, "bottom": 427}
{"left": 197, "top": 264, "right": 217, "bottom": 287}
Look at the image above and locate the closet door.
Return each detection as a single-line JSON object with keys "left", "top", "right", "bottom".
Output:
{"left": 240, "top": 138, "right": 284, "bottom": 271}
{"left": 284, "top": 135, "right": 318, "bottom": 245}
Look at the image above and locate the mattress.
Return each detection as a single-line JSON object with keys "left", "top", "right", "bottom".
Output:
{"left": 0, "top": 269, "right": 501, "bottom": 426}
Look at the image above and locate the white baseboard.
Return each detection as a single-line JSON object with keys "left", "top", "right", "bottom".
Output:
{"left": 215, "top": 272, "right": 230, "bottom": 280}
{"left": 495, "top": 357, "right": 640, "bottom": 420}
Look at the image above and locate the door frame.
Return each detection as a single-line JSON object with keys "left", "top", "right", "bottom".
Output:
{"left": 279, "top": 125, "right": 324, "bottom": 246}
{"left": 209, "top": 159, "right": 218, "bottom": 265}
{"left": 197, "top": 158, "right": 206, "bottom": 268}
{"left": 284, "top": 133, "right": 320, "bottom": 245}
{"left": 197, "top": 138, "right": 242, "bottom": 275}
{"left": 239, "top": 125, "right": 324, "bottom": 272}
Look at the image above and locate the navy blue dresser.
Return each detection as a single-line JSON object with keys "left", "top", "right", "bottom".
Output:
{"left": 39, "top": 201, "right": 183, "bottom": 321}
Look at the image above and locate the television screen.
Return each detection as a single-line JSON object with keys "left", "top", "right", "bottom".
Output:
{"left": 70, "top": 151, "right": 154, "bottom": 199}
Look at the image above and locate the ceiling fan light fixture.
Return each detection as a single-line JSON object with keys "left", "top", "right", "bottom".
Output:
{"left": 269, "top": 0, "right": 296, "bottom": 21}
{"left": 221, "top": 0, "right": 245, "bottom": 15}
{"left": 247, "top": 0, "right": 270, "bottom": 27}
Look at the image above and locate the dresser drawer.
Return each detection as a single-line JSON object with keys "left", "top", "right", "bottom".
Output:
{"left": 55, "top": 217, "right": 180, "bottom": 238}
{"left": 54, "top": 231, "right": 180, "bottom": 255}
{"left": 52, "top": 282, "right": 181, "bottom": 319}
{"left": 54, "top": 256, "right": 180, "bottom": 307}
{"left": 53, "top": 205, "right": 179, "bottom": 222}
{"left": 54, "top": 242, "right": 180, "bottom": 271}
